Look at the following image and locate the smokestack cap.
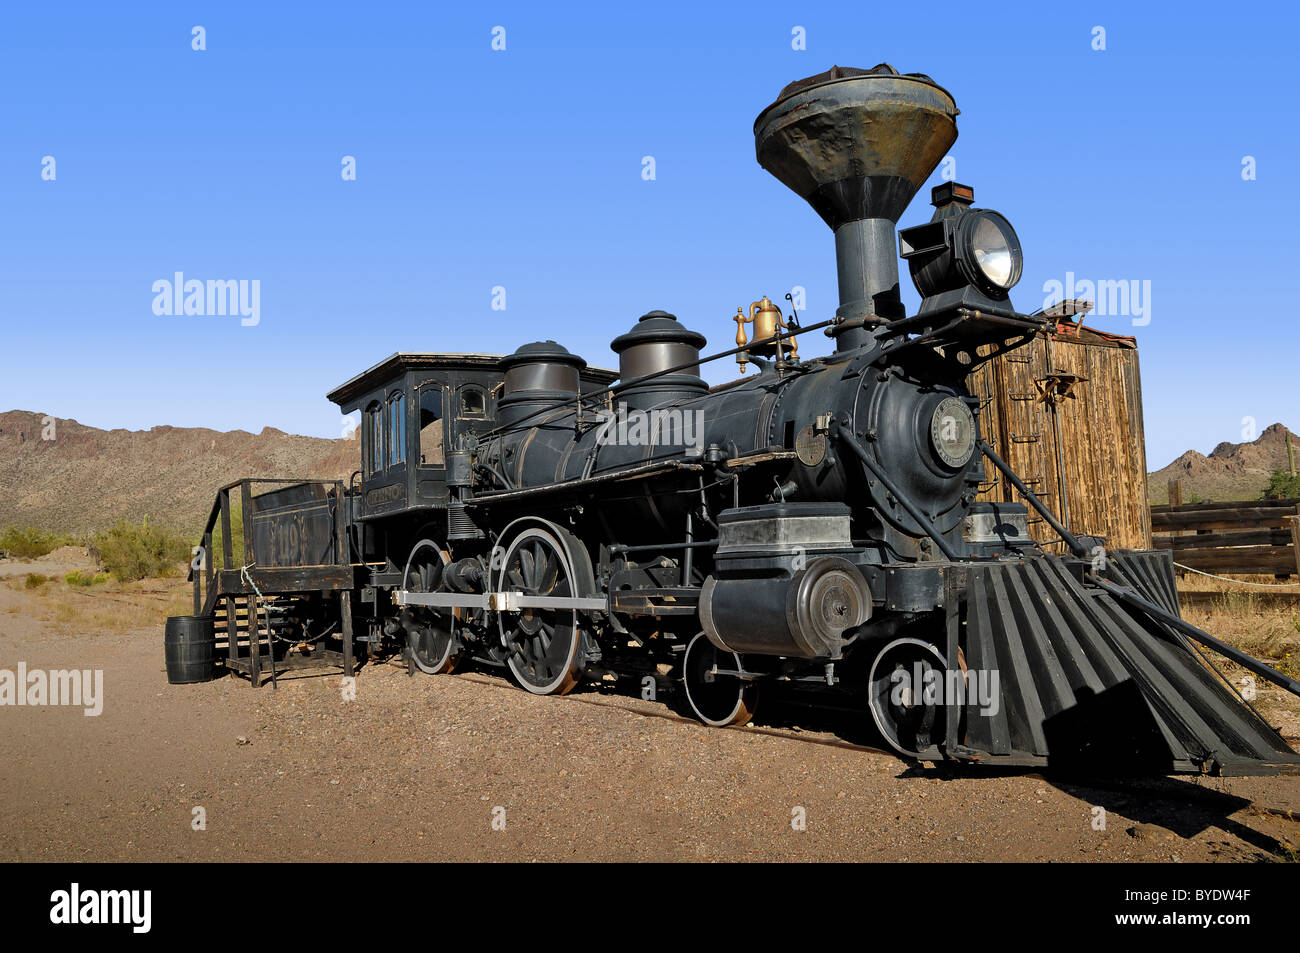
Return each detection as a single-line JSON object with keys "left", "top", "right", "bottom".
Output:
{"left": 754, "top": 64, "right": 959, "bottom": 229}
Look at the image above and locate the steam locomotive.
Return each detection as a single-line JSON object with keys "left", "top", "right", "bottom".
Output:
{"left": 178, "top": 65, "right": 1300, "bottom": 776}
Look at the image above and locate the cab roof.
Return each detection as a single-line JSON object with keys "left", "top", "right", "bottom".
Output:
{"left": 326, "top": 352, "right": 618, "bottom": 407}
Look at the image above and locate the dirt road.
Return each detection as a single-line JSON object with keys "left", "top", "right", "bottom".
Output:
{"left": 1, "top": 555, "right": 1298, "bottom": 862}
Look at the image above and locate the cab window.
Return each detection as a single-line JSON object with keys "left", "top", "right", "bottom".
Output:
{"left": 388, "top": 391, "right": 407, "bottom": 467}
{"left": 461, "top": 386, "right": 487, "bottom": 418}
{"left": 364, "top": 401, "right": 384, "bottom": 475}
{"left": 419, "top": 384, "right": 445, "bottom": 467}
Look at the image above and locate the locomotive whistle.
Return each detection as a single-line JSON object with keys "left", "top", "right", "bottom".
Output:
{"left": 732, "top": 295, "right": 798, "bottom": 374}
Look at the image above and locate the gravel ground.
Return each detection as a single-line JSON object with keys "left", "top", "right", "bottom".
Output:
{"left": 1, "top": 560, "right": 1298, "bottom": 862}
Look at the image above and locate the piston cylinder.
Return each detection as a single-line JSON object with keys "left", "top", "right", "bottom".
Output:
{"left": 700, "top": 556, "right": 871, "bottom": 658}
{"left": 699, "top": 503, "right": 872, "bottom": 659}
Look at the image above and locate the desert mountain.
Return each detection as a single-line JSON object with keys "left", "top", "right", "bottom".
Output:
{"left": 1148, "top": 422, "right": 1297, "bottom": 504}
{"left": 0, "top": 410, "right": 356, "bottom": 536}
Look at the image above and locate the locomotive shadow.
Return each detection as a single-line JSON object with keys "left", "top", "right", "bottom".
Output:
{"left": 409, "top": 661, "right": 1291, "bottom": 856}
{"left": 1051, "top": 777, "right": 1282, "bottom": 855}
{"left": 581, "top": 673, "right": 1290, "bottom": 855}
{"left": 907, "top": 761, "right": 1284, "bottom": 855}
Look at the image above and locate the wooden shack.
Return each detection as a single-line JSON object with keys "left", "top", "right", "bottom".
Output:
{"left": 967, "top": 316, "right": 1152, "bottom": 551}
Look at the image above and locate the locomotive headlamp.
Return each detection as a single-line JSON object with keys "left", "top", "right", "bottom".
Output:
{"left": 899, "top": 183, "right": 1023, "bottom": 317}
{"left": 929, "top": 397, "right": 975, "bottom": 469}
{"left": 966, "top": 211, "right": 1022, "bottom": 292}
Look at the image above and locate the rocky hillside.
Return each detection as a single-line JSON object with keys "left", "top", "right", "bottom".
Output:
{"left": 0, "top": 410, "right": 357, "bottom": 536}
{"left": 1148, "top": 422, "right": 1297, "bottom": 504}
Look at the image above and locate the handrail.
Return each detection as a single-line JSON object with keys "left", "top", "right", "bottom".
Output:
{"left": 476, "top": 316, "right": 839, "bottom": 441}
{"left": 1090, "top": 574, "right": 1300, "bottom": 698}
{"left": 190, "top": 477, "right": 347, "bottom": 617}
{"left": 831, "top": 419, "right": 960, "bottom": 561}
{"left": 978, "top": 440, "right": 1088, "bottom": 558}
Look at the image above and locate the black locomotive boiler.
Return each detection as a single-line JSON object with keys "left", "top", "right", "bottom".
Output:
{"left": 176, "top": 65, "right": 1300, "bottom": 776}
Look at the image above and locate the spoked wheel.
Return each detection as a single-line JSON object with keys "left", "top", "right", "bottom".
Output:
{"left": 867, "top": 637, "right": 947, "bottom": 757}
{"left": 682, "top": 632, "right": 758, "bottom": 727}
{"left": 402, "top": 539, "right": 463, "bottom": 675}
{"left": 496, "top": 528, "right": 586, "bottom": 695}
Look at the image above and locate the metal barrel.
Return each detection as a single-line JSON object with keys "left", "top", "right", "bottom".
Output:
{"left": 164, "top": 615, "right": 217, "bottom": 684}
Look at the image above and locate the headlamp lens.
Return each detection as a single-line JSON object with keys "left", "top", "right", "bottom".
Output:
{"left": 967, "top": 212, "right": 1022, "bottom": 291}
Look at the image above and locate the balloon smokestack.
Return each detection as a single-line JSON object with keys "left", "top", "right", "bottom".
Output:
{"left": 754, "top": 65, "right": 959, "bottom": 350}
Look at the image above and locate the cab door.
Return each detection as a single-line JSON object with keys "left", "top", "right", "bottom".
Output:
{"left": 415, "top": 379, "right": 449, "bottom": 505}
{"left": 361, "top": 391, "right": 409, "bottom": 517}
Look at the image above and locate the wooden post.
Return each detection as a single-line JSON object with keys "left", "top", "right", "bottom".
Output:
{"left": 1291, "top": 507, "right": 1300, "bottom": 580}
{"left": 248, "top": 593, "right": 261, "bottom": 688}
{"left": 225, "top": 594, "right": 239, "bottom": 667}
{"left": 1165, "top": 479, "right": 1185, "bottom": 562}
{"left": 220, "top": 488, "right": 234, "bottom": 570}
{"left": 202, "top": 529, "right": 213, "bottom": 613}
{"left": 240, "top": 481, "right": 255, "bottom": 568}
{"left": 340, "top": 589, "right": 355, "bottom": 678}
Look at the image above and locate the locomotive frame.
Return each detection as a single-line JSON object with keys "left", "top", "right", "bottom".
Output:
{"left": 178, "top": 64, "right": 1300, "bottom": 777}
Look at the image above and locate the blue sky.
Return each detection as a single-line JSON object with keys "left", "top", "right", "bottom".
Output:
{"left": 1, "top": 1, "right": 1296, "bottom": 469}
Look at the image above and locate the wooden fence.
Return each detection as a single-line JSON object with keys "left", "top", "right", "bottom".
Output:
{"left": 1151, "top": 496, "right": 1300, "bottom": 577}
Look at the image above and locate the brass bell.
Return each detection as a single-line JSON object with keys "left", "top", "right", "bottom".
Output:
{"left": 749, "top": 296, "right": 782, "bottom": 351}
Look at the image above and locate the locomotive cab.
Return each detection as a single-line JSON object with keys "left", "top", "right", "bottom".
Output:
{"left": 327, "top": 353, "right": 510, "bottom": 524}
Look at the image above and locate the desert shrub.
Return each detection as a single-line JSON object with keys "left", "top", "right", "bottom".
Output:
{"left": 64, "top": 570, "right": 108, "bottom": 587}
{"left": 1264, "top": 468, "right": 1300, "bottom": 499}
{"left": 90, "top": 519, "right": 191, "bottom": 583}
{"left": 24, "top": 573, "right": 49, "bottom": 589}
{"left": 0, "top": 526, "right": 74, "bottom": 560}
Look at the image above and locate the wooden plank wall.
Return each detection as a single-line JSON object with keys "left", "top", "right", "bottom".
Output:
{"left": 968, "top": 328, "right": 1152, "bottom": 551}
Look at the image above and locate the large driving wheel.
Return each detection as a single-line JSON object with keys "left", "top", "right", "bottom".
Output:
{"left": 683, "top": 632, "right": 758, "bottom": 727}
{"left": 496, "top": 528, "right": 587, "bottom": 695}
{"left": 402, "top": 540, "right": 463, "bottom": 675}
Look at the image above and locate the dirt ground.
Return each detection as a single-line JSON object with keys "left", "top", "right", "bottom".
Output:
{"left": 1, "top": 552, "right": 1299, "bottom": 863}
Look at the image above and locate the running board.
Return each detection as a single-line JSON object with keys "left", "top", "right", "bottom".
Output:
{"left": 394, "top": 590, "right": 608, "bottom": 612}
{"left": 937, "top": 550, "right": 1300, "bottom": 776}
